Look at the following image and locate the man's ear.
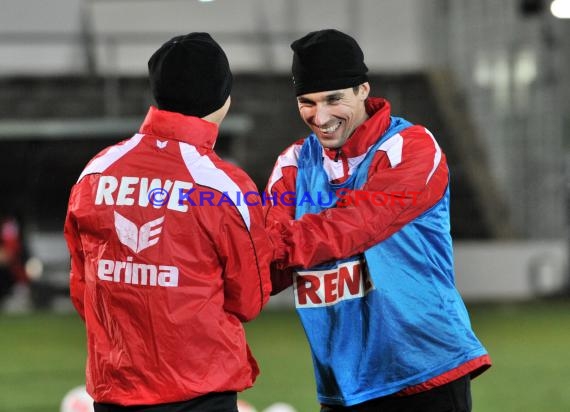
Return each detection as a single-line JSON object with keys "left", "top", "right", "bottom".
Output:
{"left": 359, "top": 82, "right": 371, "bottom": 101}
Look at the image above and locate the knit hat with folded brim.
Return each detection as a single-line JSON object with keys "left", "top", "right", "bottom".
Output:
{"left": 148, "top": 32, "right": 232, "bottom": 117}
{"left": 291, "top": 29, "right": 368, "bottom": 96}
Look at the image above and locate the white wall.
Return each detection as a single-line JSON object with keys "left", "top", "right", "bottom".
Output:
{"left": 0, "top": 0, "right": 429, "bottom": 75}
{"left": 454, "top": 240, "right": 567, "bottom": 300}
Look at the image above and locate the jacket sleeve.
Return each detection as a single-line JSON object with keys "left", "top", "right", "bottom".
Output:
{"left": 263, "top": 165, "right": 298, "bottom": 295}
{"left": 216, "top": 190, "right": 272, "bottom": 322}
{"left": 63, "top": 185, "right": 86, "bottom": 321}
{"left": 266, "top": 126, "right": 449, "bottom": 269}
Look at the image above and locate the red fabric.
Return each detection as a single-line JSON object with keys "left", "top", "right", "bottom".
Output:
{"left": 64, "top": 106, "right": 272, "bottom": 406}
{"left": 264, "top": 97, "right": 490, "bottom": 394}
{"left": 397, "top": 354, "right": 492, "bottom": 396}
{"left": 0, "top": 218, "right": 28, "bottom": 284}
{"left": 265, "top": 97, "right": 449, "bottom": 272}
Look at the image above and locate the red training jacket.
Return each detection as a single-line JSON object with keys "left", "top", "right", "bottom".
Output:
{"left": 64, "top": 107, "right": 272, "bottom": 406}
{"left": 264, "top": 97, "right": 449, "bottom": 291}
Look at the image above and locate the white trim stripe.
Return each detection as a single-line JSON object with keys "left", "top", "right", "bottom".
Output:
{"left": 267, "top": 144, "right": 301, "bottom": 193}
{"left": 77, "top": 133, "right": 144, "bottom": 182}
{"left": 377, "top": 133, "right": 404, "bottom": 167}
{"left": 346, "top": 151, "right": 368, "bottom": 175}
{"left": 321, "top": 150, "right": 370, "bottom": 182}
{"left": 179, "top": 142, "right": 251, "bottom": 230}
{"left": 424, "top": 128, "right": 442, "bottom": 183}
{"left": 322, "top": 150, "right": 345, "bottom": 181}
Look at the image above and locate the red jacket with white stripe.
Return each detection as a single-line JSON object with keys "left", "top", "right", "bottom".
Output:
{"left": 266, "top": 97, "right": 449, "bottom": 281}
{"left": 265, "top": 97, "right": 491, "bottom": 399}
{"left": 64, "top": 106, "right": 272, "bottom": 406}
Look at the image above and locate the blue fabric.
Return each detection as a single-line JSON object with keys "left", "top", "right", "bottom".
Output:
{"left": 295, "top": 117, "right": 412, "bottom": 218}
{"left": 293, "top": 117, "right": 488, "bottom": 406}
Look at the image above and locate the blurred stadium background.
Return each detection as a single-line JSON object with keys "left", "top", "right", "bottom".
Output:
{"left": 0, "top": 0, "right": 569, "bottom": 411}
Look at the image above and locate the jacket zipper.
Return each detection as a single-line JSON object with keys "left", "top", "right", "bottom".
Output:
{"left": 334, "top": 149, "right": 341, "bottom": 162}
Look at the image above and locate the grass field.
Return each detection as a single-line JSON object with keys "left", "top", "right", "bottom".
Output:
{"left": 1, "top": 301, "right": 570, "bottom": 411}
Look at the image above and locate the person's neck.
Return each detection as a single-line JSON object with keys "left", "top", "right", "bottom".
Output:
{"left": 202, "top": 112, "right": 223, "bottom": 125}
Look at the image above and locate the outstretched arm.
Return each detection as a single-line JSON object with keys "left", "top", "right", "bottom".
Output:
{"left": 266, "top": 126, "right": 449, "bottom": 270}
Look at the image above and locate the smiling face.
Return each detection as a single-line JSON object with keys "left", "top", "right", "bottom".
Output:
{"left": 297, "top": 83, "right": 370, "bottom": 149}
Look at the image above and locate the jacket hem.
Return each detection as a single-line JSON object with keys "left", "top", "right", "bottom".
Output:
{"left": 316, "top": 349, "right": 490, "bottom": 407}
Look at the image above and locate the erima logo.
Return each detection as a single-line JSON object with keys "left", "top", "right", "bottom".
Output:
{"left": 103, "top": 213, "right": 177, "bottom": 287}
{"left": 114, "top": 211, "right": 163, "bottom": 253}
{"left": 98, "top": 257, "right": 179, "bottom": 287}
{"left": 294, "top": 259, "right": 374, "bottom": 308}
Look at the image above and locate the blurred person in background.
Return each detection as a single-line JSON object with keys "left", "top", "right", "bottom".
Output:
{"left": 0, "top": 209, "right": 32, "bottom": 312}
{"left": 265, "top": 29, "right": 491, "bottom": 412}
{"left": 64, "top": 32, "right": 272, "bottom": 412}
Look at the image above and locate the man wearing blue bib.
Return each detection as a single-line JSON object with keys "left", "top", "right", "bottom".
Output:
{"left": 265, "top": 29, "right": 491, "bottom": 411}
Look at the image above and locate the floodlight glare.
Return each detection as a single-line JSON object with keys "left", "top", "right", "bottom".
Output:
{"left": 550, "top": 0, "right": 570, "bottom": 18}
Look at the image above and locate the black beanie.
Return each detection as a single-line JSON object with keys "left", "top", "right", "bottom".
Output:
{"left": 148, "top": 32, "right": 233, "bottom": 117}
{"left": 291, "top": 29, "right": 368, "bottom": 96}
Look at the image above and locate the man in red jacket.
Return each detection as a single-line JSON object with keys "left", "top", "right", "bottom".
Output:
{"left": 265, "top": 29, "right": 489, "bottom": 411}
{"left": 64, "top": 33, "right": 272, "bottom": 412}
